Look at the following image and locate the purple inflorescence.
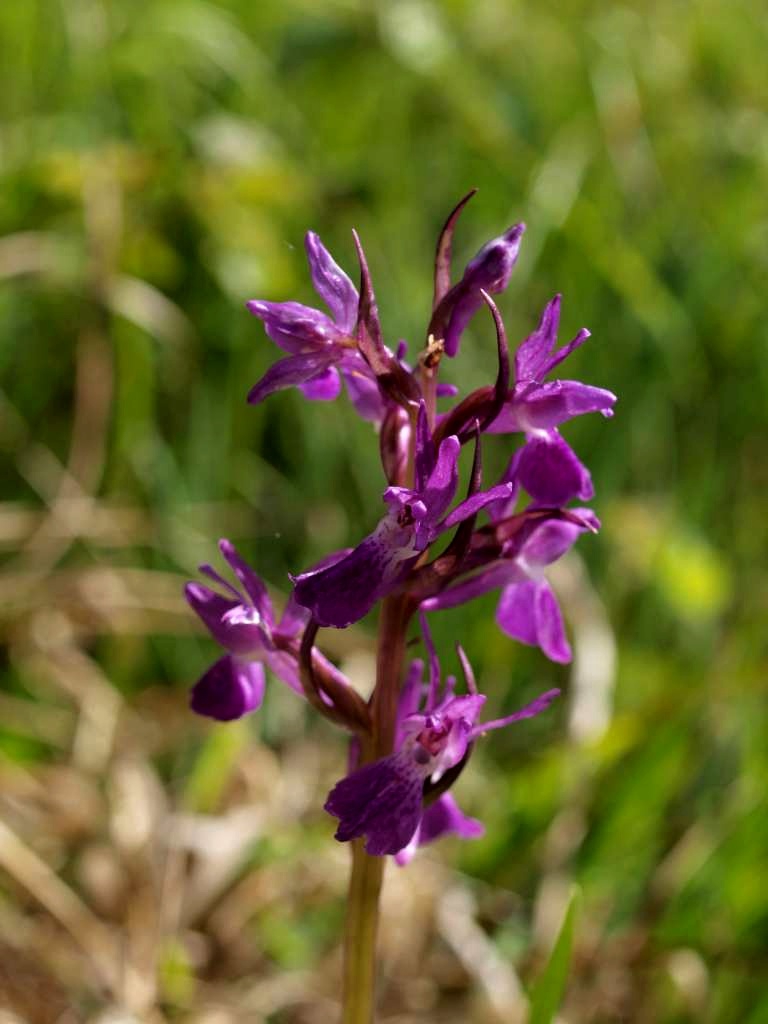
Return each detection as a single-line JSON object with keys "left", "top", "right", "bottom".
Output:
{"left": 187, "top": 194, "right": 615, "bottom": 860}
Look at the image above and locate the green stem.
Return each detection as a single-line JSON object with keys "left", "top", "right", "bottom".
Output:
{"left": 340, "top": 594, "right": 411, "bottom": 1023}
{"left": 342, "top": 839, "right": 385, "bottom": 1024}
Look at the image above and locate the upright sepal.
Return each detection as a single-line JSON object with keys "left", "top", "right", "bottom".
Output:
{"left": 305, "top": 231, "right": 358, "bottom": 332}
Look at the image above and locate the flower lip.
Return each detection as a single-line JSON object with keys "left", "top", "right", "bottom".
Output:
{"left": 190, "top": 655, "right": 266, "bottom": 721}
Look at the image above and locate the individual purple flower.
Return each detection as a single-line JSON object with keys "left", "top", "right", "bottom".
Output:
{"left": 246, "top": 232, "right": 384, "bottom": 421}
{"left": 389, "top": 644, "right": 484, "bottom": 866}
{"left": 185, "top": 539, "right": 306, "bottom": 719}
{"left": 423, "top": 512, "right": 598, "bottom": 663}
{"left": 476, "top": 294, "right": 615, "bottom": 506}
{"left": 487, "top": 294, "right": 616, "bottom": 436}
{"left": 432, "top": 224, "right": 525, "bottom": 358}
{"left": 325, "top": 638, "right": 559, "bottom": 857}
{"left": 292, "top": 406, "right": 514, "bottom": 628}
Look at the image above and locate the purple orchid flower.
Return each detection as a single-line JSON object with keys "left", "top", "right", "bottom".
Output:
{"left": 483, "top": 295, "right": 615, "bottom": 505}
{"left": 430, "top": 223, "right": 525, "bottom": 358}
{"left": 325, "top": 633, "right": 559, "bottom": 857}
{"left": 185, "top": 539, "right": 307, "bottom": 720}
{"left": 292, "top": 406, "right": 514, "bottom": 628}
{"left": 390, "top": 641, "right": 484, "bottom": 866}
{"left": 246, "top": 232, "right": 384, "bottom": 422}
{"left": 422, "top": 512, "right": 598, "bottom": 663}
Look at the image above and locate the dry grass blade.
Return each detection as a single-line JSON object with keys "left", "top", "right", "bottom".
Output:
{"left": 437, "top": 884, "right": 527, "bottom": 1024}
{"left": 0, "top": 817, "right": 125, "bottom": 997}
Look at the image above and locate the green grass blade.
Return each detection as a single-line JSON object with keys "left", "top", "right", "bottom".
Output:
{"left": 529, "top": 886, "right": 580, "bottom": 1024}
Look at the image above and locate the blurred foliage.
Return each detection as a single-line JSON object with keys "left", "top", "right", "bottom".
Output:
{"left": 1, "top": 0, "right": 767, "bottom": 1021}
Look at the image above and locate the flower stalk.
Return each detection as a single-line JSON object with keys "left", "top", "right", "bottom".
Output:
{"left": 342, "top": 839, "right": 385, "bottom": 1024}
{"left": 342, "top": 593, "right": 412, "bottom": 1020}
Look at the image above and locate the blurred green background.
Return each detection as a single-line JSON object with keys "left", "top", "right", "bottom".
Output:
{"left": 1, "top": 0, "right": 766, "bottom": 1021}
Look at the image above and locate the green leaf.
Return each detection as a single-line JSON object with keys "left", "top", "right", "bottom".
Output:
{"left": 529, "top": 886, "right": 580, "bottom": 1024}
{"left": 181, "top": 719, "right": 249, "bottom": 813}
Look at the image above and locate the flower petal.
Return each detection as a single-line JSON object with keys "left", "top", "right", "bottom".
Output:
{"left": 421, "top": 793, "right": 485, "bottom": 843}
{"left": 299, "top": 365, "right": 342, "bottom": 401}
{"left": 519, "top": 517, "right": 588, "bottom": 569}
{"left": 325, "top": 752, "right": 424, "bottom": 855}
{"left": 396, "top": 659, "right": 426, "bottom": 744}
{"left": 292, "top": 528, "right": 415, "bottom": 628}
{"left": 394, "top": 793, "right": 484, "bottom": 865}
{"left": 444, "top": 223, "right": 525, "bottom": 357}
{"left": 487, "top": 380, "right": 617, "bottom": 433}
{"left": 246, "top": 299, "right": 341, "bottom": 354}
{"left": 434, "top": 696, "right": 486, "bottom": 775}
{"left": 247, "top": 352, "right": 338, "bottom": 405}
{"left": 185, "top": 582, "right": 268, "bottom": 655}
{"left": 265, "top": 649, "right": 306, "bottom": 697}
{"left": 441, "top": 481, "right": 517, "bottom": 529}
{"left": 496, "top": 579, "right": 537, "bottom": 645}
{"left": 514, "top": 294, "right": 561, "bottom": 382}
{"left": 276, "top": 593, "right": 312, "bottom": 638}
{"left": 566, "top": 507, "right": 602, "bottom": 533}
{"left": 496, "top": 579, "right": 571, "bottom": 662}
{"left": 515, "top": 433, "right": 594, "bottom": 506}
{"left": 414, "top": 402, "right": 436, "bottom": 493}
{"left": 421, "top": 434, "right": 461, "bottom": 521}
{"left": 304, "top": 231, "right": 358, "bottom": 332}
{"left": 533, "top": 580, "right": 572, "bottom": 662}
{"left": 219, "top": 539, "right": 273, "bottom": 620}
{"left": 514, "top": 295, "right": 592, "bottom": 383}
{"left": 279, "top": 545, "right": 354, "bottom": 630}
{"left": 340, "top": 359, "right": 386, "bottom": 422}
{"left": 542, "top": 328, "right": 591, "bottom": 378}
{"left": 421, "top": 562, "right": 524, "bottom": 612}
{"left": 475, "top": 688, "right": 560, "bottom": 734}
{"left": 190, "top": 655, "right": 265, "bottom": 721}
